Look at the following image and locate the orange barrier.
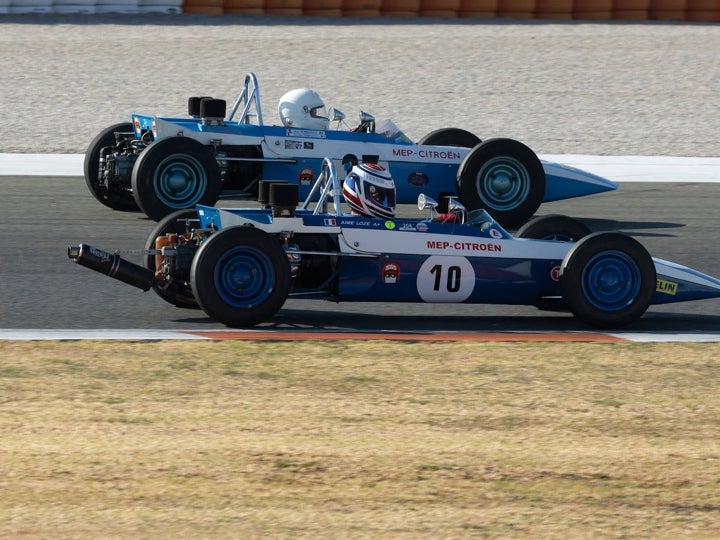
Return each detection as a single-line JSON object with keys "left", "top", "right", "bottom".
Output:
{"left": 342, "top": 0, "right": 381, "bottom": 16}
{"left": 419, "top": 0, "right": 459, "bottom": 16}
{"left": 380, "top": 0, "right": 419, "bottom": 16}
{"left": 303, "top": 0, "right": 342, "bottom": 15}
{"left": 264, "top": 0, "right": 303, "bottom": 14}
{"left": 223, "top": 0, "right": 263, "bottom": 13}
{"left": 3, "top": 0, "right": 715, "bottom": 21}
{"left": 458, "top": 0, "right": 498, "bottom": 17}
{"left": 648, "top": 0, "right": 686, "bottom": 18}
{"left": 496, "top": 0, "right": 535, "bottom": 18}
{"left": 685, "top": 0, "right": 720, "bottom": 20}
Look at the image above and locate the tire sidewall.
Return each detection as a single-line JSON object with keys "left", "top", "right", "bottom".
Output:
{"left": 516, "top": 214, "right": 591, "bottom": 242}
{"left": 457, "top": 138, "right": 545, "bottom": 228}
{"left": 190, "top": 227, "right": 291, "bottom": 327}
{"left": 417, "top": 128, "right": 481, "bottom": 148}
{"left": 144, "top": 208, "right": 200, "bottom": 309}
{"left": 560, "top": 232, "right": 656, "bottom": 328}
{"left": 83, "top": 122, "right": 139, "bottom": 211}
{"left": 132, "top": 136, "right": 221, "bottom": 221}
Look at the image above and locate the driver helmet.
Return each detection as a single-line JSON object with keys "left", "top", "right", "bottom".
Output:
{"left": 343, "top": 163, "right": 396, "bottom": 219}
{"left": 278, "top": 88, "right": 329, "bottom": 130}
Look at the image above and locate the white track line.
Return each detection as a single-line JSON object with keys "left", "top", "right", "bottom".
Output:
{"left": 1, "top": 154, "right": 720, "bottom": 183}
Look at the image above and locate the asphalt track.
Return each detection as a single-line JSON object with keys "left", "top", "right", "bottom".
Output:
{"left": 1, "top": 16, "right": 719, "bottom": 340}
{"left": 2, "top": 173, "right": 720, "bottom": 340}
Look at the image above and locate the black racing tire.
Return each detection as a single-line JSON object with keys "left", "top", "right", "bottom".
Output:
{"left": 144, "top": 209, "right": 201, "bottom": 309}
{"left": 417, "top": 128, "right": 481, "bottom": 148}
{"left": 83, "top": 122, "right": 139, "bottom": 211}
{"left": 560, "top": 232, "right": 656, "bottom": 329}
{"left": 516, "top": 214, "right": 591, "bottom": 242}
{"left": 517, "top": 215, "right": 592, "bottom": 312}
{"left": 131, "top": 136, "right": 222, "bottom": 222}
{"left": 456, "top": 138, "right": 545, "bottom": 228}
{"left": 190, "top": 227, "right": 292, "bottom": 327}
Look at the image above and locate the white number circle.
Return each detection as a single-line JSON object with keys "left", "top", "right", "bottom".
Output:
{"left": 417, "top": 256, "right": 475, "bottom": 302}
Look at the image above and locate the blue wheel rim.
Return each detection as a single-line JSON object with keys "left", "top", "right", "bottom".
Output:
{"left": 213, "top": 246, "right": 275, "bottom": 308}
{"left": 153, "top": 154, "right": 208, "bottom": 208}
{"left": 476, "top": 156, "right": 530, "bottom": 211}
{"left": 581, "top": 250, "right": 642, "bottom": 311}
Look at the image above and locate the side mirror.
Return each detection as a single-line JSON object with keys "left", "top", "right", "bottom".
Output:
{"left": 417, "top": 193, "right": 439, "bottom": 211}
{"left": 330, "top": 107, "right": 346, "bottom": 122}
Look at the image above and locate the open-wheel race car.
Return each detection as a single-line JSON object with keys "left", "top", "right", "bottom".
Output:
{"left": 85, "top": 72, "right": 617, "bottom": 227}
{"left": 69, "top": 158, "right": 720, "bottom": 329}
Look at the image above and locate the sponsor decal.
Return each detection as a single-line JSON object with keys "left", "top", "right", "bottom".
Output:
{"left": 656, "top": 278, "right": 678, "bottom": 295}
{"left": 382, "top": 263, "right": 400, "bottom": 284}
{"left": 550, "top": 265, "right": 561, "bottom": 281}
{"left": 385, "top": 221, "right": 396, "bottom": 230}
{"left": 416, "top": 222, "right": 429, "bottom": 232}
{"left": 393, "top": 148, "right": 462, "bottom": 160}
{"left": 285, "top": 128, "right": 326, "bottom": 138}
{"left": 304, "top": 142, "right": 314, "bottom": 149}
{"left": 399, "top": 223, "right": 415, "bottom": 231}
{"left": 426, "top": 240, "right": 501, "bottom": 252}
{"left": 298, "top": 168, "right": 314, "bottom": 185}
{"left": 489, "top": 228, "right": 503, "bottom": 239}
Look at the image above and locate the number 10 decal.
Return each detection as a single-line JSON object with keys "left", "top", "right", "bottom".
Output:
{"left": 417, "top": 256, "right": 475, "bottom": 302}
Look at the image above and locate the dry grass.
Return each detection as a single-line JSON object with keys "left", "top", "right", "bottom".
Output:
{"left": 1, "top": 341, "right": 720, "bottom": 538}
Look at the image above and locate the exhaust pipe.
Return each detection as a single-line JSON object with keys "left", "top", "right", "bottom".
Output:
{"left": 68, "top": 243, "right": 157, "bottom": 291}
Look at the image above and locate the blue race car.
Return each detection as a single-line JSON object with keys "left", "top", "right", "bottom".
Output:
{"left": 69, "top": 158, "right": 720, "bottom": 329}
{"left": 84, "top": 72, "right": 617, "bottom": 227}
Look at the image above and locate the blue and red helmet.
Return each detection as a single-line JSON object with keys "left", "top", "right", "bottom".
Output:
{"left": 342, "top": 163, "right": 396, "bottom": 219}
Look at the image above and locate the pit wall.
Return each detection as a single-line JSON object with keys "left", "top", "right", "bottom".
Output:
{"left": 1, "top": 0, "right": 717, "bottom": 22}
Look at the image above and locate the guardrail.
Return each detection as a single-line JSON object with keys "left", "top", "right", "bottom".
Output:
{"left": 1, "top": 0, "right": 717, "bottom": 21}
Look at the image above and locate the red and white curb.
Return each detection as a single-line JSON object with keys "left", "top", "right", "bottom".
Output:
{"left": 2, "top": 329, "right": 720, "bottom": 342}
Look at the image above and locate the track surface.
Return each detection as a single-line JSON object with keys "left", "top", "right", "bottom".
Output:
{"left": 1, "top": 16, "right": 719, "bottom": 336}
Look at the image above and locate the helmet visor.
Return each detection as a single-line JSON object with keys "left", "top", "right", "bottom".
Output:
{"left": 309, "top": 104, "right": 328, "bottom": 121}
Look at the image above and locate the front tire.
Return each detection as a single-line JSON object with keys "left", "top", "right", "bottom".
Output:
{"left": 190, "top": 227, "right": 292, "bottom": 327}
{"left": 516, "top": 214, "right": 591, "bottom": 242}
{"left": 560, "top": 232, "right": 656, "bottom": 328}
{"left": 457, "top": 138, "right": 545, "bottom": 228}
{"left": 83, "top": 122, "right": 139, "bottom": 211}
{"left": 131, "top": 136, "right": 222, "bottom": 221}
{"left": 417, "top": 128, "right": 481, "bottom": 148}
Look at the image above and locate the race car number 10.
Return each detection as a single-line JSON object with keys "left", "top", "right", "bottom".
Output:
{"left": 417, "top": 256, "right": 475, "bottom": 302}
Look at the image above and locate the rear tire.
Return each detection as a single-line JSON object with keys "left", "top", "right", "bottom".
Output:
{"left": 83, "top": 122, "right": 139, "bottom": 211}
{"left": 131, "top": 136, "right": 222, "bottom": 221}
{"left": 560, "top": 232, "right": 656, "bottom": 328}
{"left": 144, "top": 209, "right": 200, "bottom": 309}
{"left": 190, "top": 227, "right": 291, "bottom": 327}
{"left": 417, "top": 128, "right": 481, "bottom": 148}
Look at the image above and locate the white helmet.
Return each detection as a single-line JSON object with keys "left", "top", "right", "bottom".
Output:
{"left": 343, "top": 163, "right": 396, "bottom": 219}
{"left": 278, "top": 88, "right": 329, "bottom": 130}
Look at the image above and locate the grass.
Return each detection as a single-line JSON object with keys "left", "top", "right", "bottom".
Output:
{"left": 1, "top": 340, "right": 720, "bottom": 538}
